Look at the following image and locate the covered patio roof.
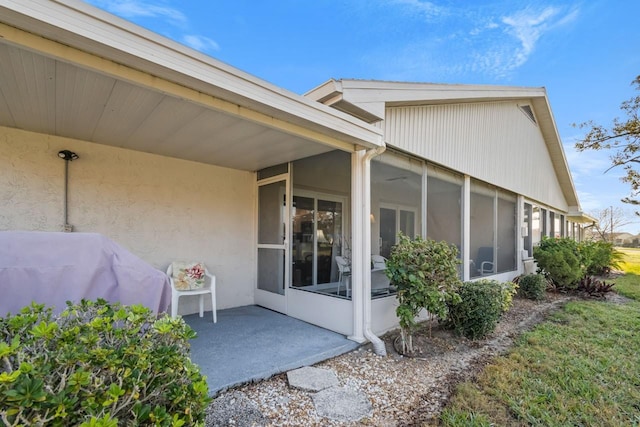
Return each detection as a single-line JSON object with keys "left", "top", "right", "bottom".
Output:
{"left": 0, "top": 0, "right": 383, "bottom": 171}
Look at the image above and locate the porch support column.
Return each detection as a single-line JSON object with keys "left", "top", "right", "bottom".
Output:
{"left": 349, "top": 149, "right": 366, "bottom": 343}
{"left": 517, "top": 195, "right": 525, "bottom": 273}
{"left": 462, "top": 175, "right": 471, "bottom": 281}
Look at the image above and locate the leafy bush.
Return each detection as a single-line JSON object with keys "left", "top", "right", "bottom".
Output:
{"left": 445, "top": 280, "right": 505, "bottom": 340}
{"left": 0, "top": 299, "right": 210, "bottom": 426}
{"left": 517, "top": 274, "right": 547, "bottom": 300}
{"left": 579, "top": 240, "right": 622, "bottom": 276}
{"left": 578, "top": 275, "right": 616, "bottom": 298}
{"left": 386, "top": 234, "right": 462, "bottom": 354}
{"left": 499, "top": 281, "right": 518, "bottom": 312}
{"left": 534, "top": 237, "right": 584, "bottom": 290}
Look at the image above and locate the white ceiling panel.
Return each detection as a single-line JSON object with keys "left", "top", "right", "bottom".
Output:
{"left": 0, "top": 41, "right": 346, "bottom": 171}
{"left": 54, "top": 61, "right": 116, "bottom": 141}
{"left": 0, "top": 45, "right": 56, "bottom": 133}
{"left": 125, "top": 97, "right": 207, "bottom": 152}
{"left": 91, "top": 80, "right": 165, "bottom": 145}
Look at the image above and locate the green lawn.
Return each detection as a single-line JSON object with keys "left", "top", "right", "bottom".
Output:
{"left": 440, "top": 251, "right": 640, "bottom": 426}
{"left": 617, "top": 247, "right": 640, "bottom": 275}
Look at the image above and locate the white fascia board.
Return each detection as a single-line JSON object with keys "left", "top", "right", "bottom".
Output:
{"left": 530, "top": 95, "right": 581, "bottom": 209}
{"left": 0, "top": 0, "right": 383, "bottom": 148}
{"left": 338, "top": 79, "right": 548, "bottom": 105}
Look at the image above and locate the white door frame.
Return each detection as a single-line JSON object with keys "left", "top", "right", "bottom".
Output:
{"left": 255, "top": 173, "right": 290, "bottom": 314}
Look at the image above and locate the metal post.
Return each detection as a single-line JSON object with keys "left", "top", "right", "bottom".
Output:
{"left": 64, "top": 159, "right": 69, "bottom": 226}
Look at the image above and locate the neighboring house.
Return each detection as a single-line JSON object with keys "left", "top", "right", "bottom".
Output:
{"left": 613, "top": 233, "right": 635, "bottom": 246}
{"left": 0, "top": 0, "right": 593, "bottom": 345}
{"left": 583, "top": 230, "right": 638, "bottom": 247}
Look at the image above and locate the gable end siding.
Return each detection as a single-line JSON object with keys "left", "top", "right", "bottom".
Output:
{"left": 383, "top": 101, "right": 568, "bottom": 210}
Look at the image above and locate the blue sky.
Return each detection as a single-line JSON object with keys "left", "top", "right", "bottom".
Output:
{"left": 85, "top": 0, "right": 640, "bottom": 231}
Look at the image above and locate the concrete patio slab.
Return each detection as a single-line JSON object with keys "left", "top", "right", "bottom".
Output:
{"left": 185, "top": 305, "right": 359, "bottom": 395}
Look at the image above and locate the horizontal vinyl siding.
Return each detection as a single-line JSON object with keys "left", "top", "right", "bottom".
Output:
{"left": 384, "top": 102, "right": 568, "bottom": 210}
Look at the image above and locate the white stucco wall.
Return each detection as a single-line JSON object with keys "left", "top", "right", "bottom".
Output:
{"left": 0, "top": 126, "right": 255, "bottom": 312}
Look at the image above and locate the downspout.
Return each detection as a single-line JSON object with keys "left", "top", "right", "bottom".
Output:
{"left": 362, "top": 145, "right": 387, "bottom": 356}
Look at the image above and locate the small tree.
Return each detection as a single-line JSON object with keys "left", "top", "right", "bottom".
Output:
{"left": 385, "top": 234, "right": 461, "bottom": 355}
{"left": 586, "top": 207, "right": 635, "bottom": 242}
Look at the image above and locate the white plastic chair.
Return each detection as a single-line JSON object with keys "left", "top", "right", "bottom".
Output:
{"left": 335, "top": 256, "right": 351, "bottom": 297}
{"left": 371, "top": 254, "right": 387, "bottom": 270}
{"left": 167, "top": 263, "right": 217, "bottom": 323}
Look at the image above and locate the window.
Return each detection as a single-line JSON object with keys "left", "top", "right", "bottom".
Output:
{"left": 372, "top": 152, "right": 422, "bottom": 258}
{"left": 470, "top": 180, "right": 496, "bottom": 278}
{"left": 524, "top": 203, "right": 533, "bottom": 257}
{"left": 427, "top": 166, "right": 463, "bottom": 257}
{"left": 470, "top": 179, "right": 517, "bottom": 277}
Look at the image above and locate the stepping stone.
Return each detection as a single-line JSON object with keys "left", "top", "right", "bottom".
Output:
{"left": 205, "top": 391, "right": 267, "bottom": 427}
{"left": 287, "top": 366, "right": 339, "bottom": 392}
{"left": 312, "top": 386, "right": 373, "bottom": 422}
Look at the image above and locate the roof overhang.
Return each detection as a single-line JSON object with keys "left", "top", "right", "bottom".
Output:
{"left": 567, "top": 209, "right": 597, "bottom": 224}
{"left": 0, "top": 1, "right": 383, "bottom": 171}
{"left": 306, "top": 79, "right": 583, "bottom": 212}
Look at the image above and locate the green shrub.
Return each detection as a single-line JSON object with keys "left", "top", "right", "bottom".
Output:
{"left": 579, "top": 240, "right": 623, "bottom": 276}
{"left": 517, "top": 274, "right": 547, "bottom": 300}
{"left": 0, "top": 299, "right": 210, "bottom": 426}
{"left": 499, "top": 281, "right": 518, "bottom": 312}
{"left": 533, "top": 237, "right": 584, "bottom": 290}
{"left": 386, "top": 234, "right": 462, "bottom": 354}
{"left": 445, "top": 280, "right": 504, "bottom": 340}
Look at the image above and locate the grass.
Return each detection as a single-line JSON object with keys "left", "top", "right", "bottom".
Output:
{"left": 617, "top": 247, "right": 640, "bottom": 275}
{"left": 440, "top": 251, "right": 640, "bottom": 426}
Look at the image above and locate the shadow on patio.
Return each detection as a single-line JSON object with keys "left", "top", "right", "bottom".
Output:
{"left": 185, "top": 305, "right": 359, "bottom": 396}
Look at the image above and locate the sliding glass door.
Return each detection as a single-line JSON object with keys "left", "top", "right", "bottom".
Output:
{"left": 291, "top": 192, "right": 344, "bottom": 291}
{"left": 379, "top": 205, "right": 416, "bottom": 258}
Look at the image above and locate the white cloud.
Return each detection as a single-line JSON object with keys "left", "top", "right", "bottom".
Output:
{"left": 563, "top": 141, "right": 612, "bottom": 179}
{"left": 391, "top": 0, "right": 447, "bottom": 19}
{"left": 501, "top": 6, "right": 564, "bottom": 71}
{"left": 576, "top": 189, "right": 603, "bottom": 211}
{"left": 369, "top": 2, "right": 581, "bottom": 81}
{"left": 182, "top": 35, "right": 220, "bottom": 53}
{"left": 85, "top": 0, "right": 221, "bottom": 52}
{"left": 88, "top": 0, "right": 187, "bottom": 26}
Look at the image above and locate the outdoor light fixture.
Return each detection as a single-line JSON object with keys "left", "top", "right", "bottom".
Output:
{"left": 58, "top": 149, "right": 79, "bottom": 161}
{"left": 58, "top": 149, "right": 79, "bottom": 232}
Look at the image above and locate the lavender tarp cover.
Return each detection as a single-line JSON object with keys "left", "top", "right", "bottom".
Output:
{"left": 0, "top": 231, "right": 171, "bottom": 316}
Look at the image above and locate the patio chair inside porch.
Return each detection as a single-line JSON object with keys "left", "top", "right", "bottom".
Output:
{"left": 474, "top": 247, "right": 495, "bottom": 276}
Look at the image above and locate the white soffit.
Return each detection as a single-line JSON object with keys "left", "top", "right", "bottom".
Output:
{"left": 0, "top": 0, "right": 383, "bottom": 171}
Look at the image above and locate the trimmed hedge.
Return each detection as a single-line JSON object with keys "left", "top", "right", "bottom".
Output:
{"left": 0, "top": 299, "right": 210, "bottom": 426}
{"left": 518, "top": 274, "right": 547, "bottom": 300}
{"left": 534, "top": 237, "right": 583, "bottom": 289}
{"left": 446, "top": 280, "right": 510, "bottom": 340}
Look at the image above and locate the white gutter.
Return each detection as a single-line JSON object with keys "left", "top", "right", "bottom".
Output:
{"left": 362, "top": 145, "right": 387, "bottom": 356}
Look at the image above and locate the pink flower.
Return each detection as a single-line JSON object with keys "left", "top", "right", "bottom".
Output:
{"left": 185, "top": 264, "right": 204, "bottom": 280}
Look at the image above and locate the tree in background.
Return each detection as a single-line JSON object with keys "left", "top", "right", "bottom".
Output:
{"left": 586, "top": 206, "right": 635, "bottom": 242}
{"left": 575, "top": 75, "right": 640, "bottom": 211}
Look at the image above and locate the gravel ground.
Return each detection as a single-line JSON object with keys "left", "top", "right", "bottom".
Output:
{"left": 209, "top": 293, "right": 578, "bottom": 426}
